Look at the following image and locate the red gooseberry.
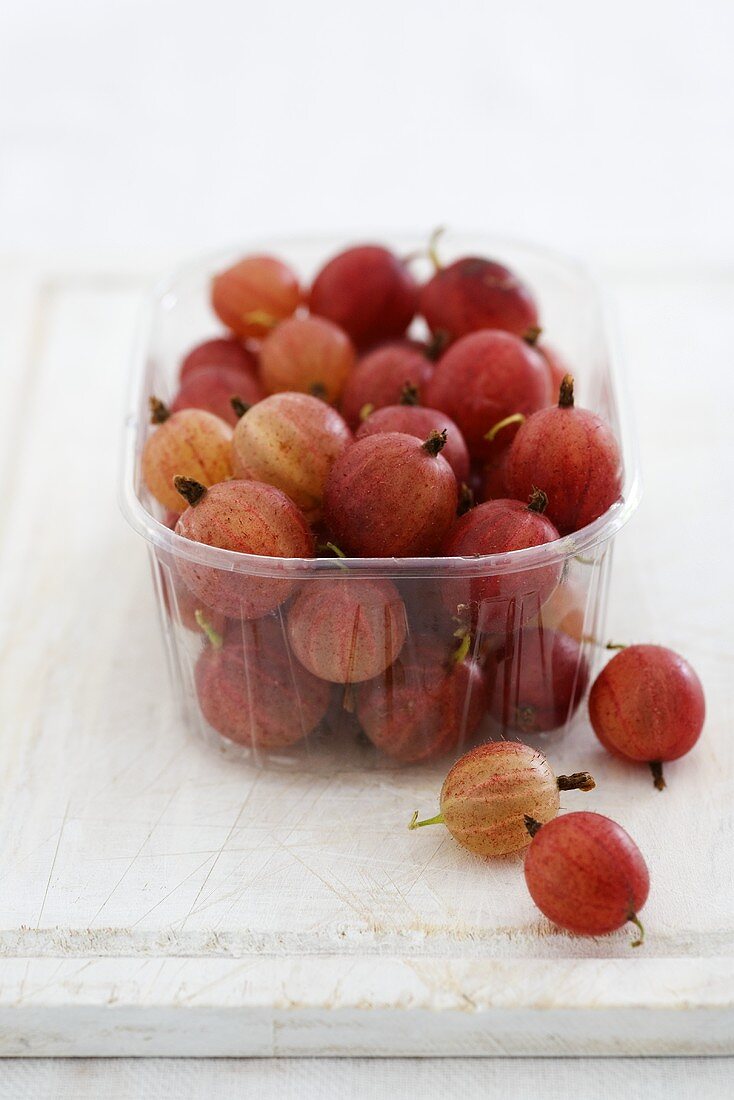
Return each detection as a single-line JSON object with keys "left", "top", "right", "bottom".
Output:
{"left": 231, "top": 392, "right": 352, "bottom": 524}
{"left": 179, "top": 337, "right": 259, "bottom": 381}
{"left": 323, "top": 430, "right": 458, "bottom": 557}
{"left": 195, "top": 614, "right": 330, "bottom": 750}
{"left": 174, "top": 478, "right": 313, "bottom": 618}
{"left": 356, "top": 634, "right": 489, "bottom": 764}
{"left": 409, "top": 741, "right": 595, "bottom": 856}
{"left": 588, "top": 644, "right": 705, "bottom": 789}
{"left": 170, "top": 364, "right": 264, "bottom": 426}
{"left": 356, "top": 403, "right": 470, "bottom": 483}
{"left": 420, "top": 255, "right": 539, "bottom": 342}
{"left": 489, "top": 627, "right": 589, "bottom": 735}
{"left": 440, "top": 490, "right": 562, "bottom": 634}
{"left": 287, "top": 577, "right": 407, "bottom": 683}
{"left": 211, "top": 254, "right": 301, "bottom": 340}
{"left": 425, "top": 330, "right": 551, "bottom": 462}
{"left": 141, "top": 398, "right": 232, "bottom": 513}
{"left": 258, "top": 315, "right": 355, "bottom": 404}
{"left": 309, "top": 244, "right": 418, "bottom": 348}
{"left": 523, "top": 812, "right": 649, "bottom": 943}
{"left": 340, "top": 344, "right": 434, "bottom": 429}
{"left": 505, "top": 375, "right": 622, "bottom": 535}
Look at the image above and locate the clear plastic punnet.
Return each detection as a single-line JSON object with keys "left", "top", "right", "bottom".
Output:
{"left": 120, "top": 233, "right": 641, "bottom": 768}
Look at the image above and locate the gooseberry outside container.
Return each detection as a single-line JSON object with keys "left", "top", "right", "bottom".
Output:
{"left": 120, "top": 233, "right": 641, "bottom": 768}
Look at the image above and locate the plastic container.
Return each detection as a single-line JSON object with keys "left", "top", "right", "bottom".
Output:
{"left": 120, "top": 233, "right": 641, "bottom": 768}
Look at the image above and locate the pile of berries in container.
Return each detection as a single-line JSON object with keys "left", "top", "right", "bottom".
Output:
{"left": 124, "top": 231, "right": 705, "bottom": 943}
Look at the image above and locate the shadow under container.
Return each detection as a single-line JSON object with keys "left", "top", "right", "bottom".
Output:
{"left": 120, "top": 234, "right": 641, "bottom": 768}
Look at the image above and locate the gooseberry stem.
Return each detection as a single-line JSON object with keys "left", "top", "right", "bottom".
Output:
{"left": 310, "top": 382, "right": 327, "bottom": 399}
{"left": 629, "top": 912, "right": 645, "bottom": 947}
{"left": 195, "top": 610, "right": 223, "bottom": 650}
{"left": 359, "top": 402, "right": 375, "bottom": 421}
{"left": 149, "top": 396, "right": 170, "bottom": 424}
{"left": 452, "top": 631, "right": 471, "bottom": 664}
{"left": 422, "top": 428, "right": 448, "bottom": 457}
{"left": 427, "top": 225, "right": 446, "bottom": 270}
{"left": 606, "top": 641, "right": 627, "bottom": 650}
{"left": 457, "top": 482, "right": 474, "bottom": 516}
{"left": 230, "top": 395, "right": 251, "bottom": 419}
{"left": 524, "top": 815, "right": 543, "bottom": 838}
{"left": 174, "top": 475, "right": 208, "bottom": 507}
{"left": 243, "top": 309, "right": 278, "bottom": 330}
{"left": 409, "top": 810, "right": 445, "bottom": 830}
{"left": 400, "top": 382, "right": 420, "bottom": 406}
{"left": 523, "top": 325, "right": 543, "bottom": 346}
{"left": 650, "top": 761, "right": 666, "bottom": 791}
{"left": 558, "top": 374, "right": 575, "bottom": 408}
{"left": 527, "top": 487, "right": 549, "bottom": 514}
{"left": 426, "top": 330, "right": 449, "bottom": 361}
{"left": 557, "top": 772, "right": 596, "bottom": 792}
{"left": 485, "top": 412, "right": 525, "bottom": 442}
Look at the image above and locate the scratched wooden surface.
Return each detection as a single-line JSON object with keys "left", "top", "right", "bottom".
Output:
{"left": 0, "top": 263, "right": 732, "bottom": 1055}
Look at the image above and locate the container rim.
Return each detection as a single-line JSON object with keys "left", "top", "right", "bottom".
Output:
{"left": 119, "top": 233, "right": 642, "bottom": 580}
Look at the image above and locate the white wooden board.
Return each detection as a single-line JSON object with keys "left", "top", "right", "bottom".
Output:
{"left": 0, "top": 265, "right": 732, "bottom": 1055}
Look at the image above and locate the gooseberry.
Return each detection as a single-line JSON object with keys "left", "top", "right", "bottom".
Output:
{"left": 356, "top": 404, "right": 470, "bottom": 483}
{"left": 505, "top": 375, "right": 622, "bottom": 535}
{"left": 195, "top": 614, "right": 330, "bottom": 749}
{"left": 259, "top": 315, "right": 355, "bottom": 403}
{"left": 179, "top": 337, "right": 259, "bottom": 381}
{"left": 142, "top": 398, "right": 232, "bottom": 513}
{"left": 489, "top": 627, "right": 589, "bottom": 734}
{"left": 425, "top": 330, "right": 551, "bottom": 462}
{"left": 211, "top": 254, "right": 301, "bottom": 339}
{"left": 523, "top": 812, "right": 649, "bottom": 943}
{"left": 174, "top": 478, "right": 313, "bottom": 618}
{"left": 231, "top": 392, "right": 352, "bottom": 524}
{"left": 171, "top": 364, "right": 264, "bottom": 426}
{"left": 309, "top": 244, "right": 418, "bottom": 348}
{"left": 588, "top": 644, "right": 705, "bottom": 789}
{"left": 440, "top": 490, "right": 562, "bottom": 633}
{"left": 287, "top": 577, "right": 407, "bottom": 683}
{"left": 409, "top": 741, "right": 595, "bottom": 856}
{"left": 420, "top": 254, "right": 539, "bottom": 342}
{"left": 356, "top": 634, "right": 489, "bottom": 764}
{"left": 323, "top": 430, "right": 458, "bottom": 557}
{"left": 340, "top": 344, "right": 434, "bottom": 429}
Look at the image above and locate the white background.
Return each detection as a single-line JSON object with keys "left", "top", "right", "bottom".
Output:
{"left": 1, "top": 0, "right": 732, "bottom": 1095}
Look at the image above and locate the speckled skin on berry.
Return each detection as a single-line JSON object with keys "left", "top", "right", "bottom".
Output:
{"left": 195, "top": 615, "right": 330, "bottom": 749}
{"left": 232, "top": 392, "right": 352, "bottom": 524}
{"left": 323, "top": 431, "right": 458, "bottom": 557}
{"left": 356, "top": 404, "right": 470, "bottom": 483}
{"left": 175, "top": 479, "right": 314, "bottom": 618}
{"left": 142, "top": 407, "right": 233, "bottom": 513}
{"left": 356, "top": 634, "right": 489, "bottom": 764}
{"left": 425, "top": 330, "right": 551, "bottom": 462}
{"left": 589, "top": 645, "right": 705, "bottom": 765}
{"left": 440, "top": 497, "right": 562, "bottom": 634}
{"left": 287, "top": 577, "right": 407, "bottom": 684}
{"left": 505, "top": 376, "right": 622, "bottom": 535}
{"left": 340, "top": 344, "right": 434, "bottom": 429}
{"left": 524, "top": 812, "right": 649, "bottom": 936}
{"left": 438, "top": 742, "right": 564, "bottom": 856}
